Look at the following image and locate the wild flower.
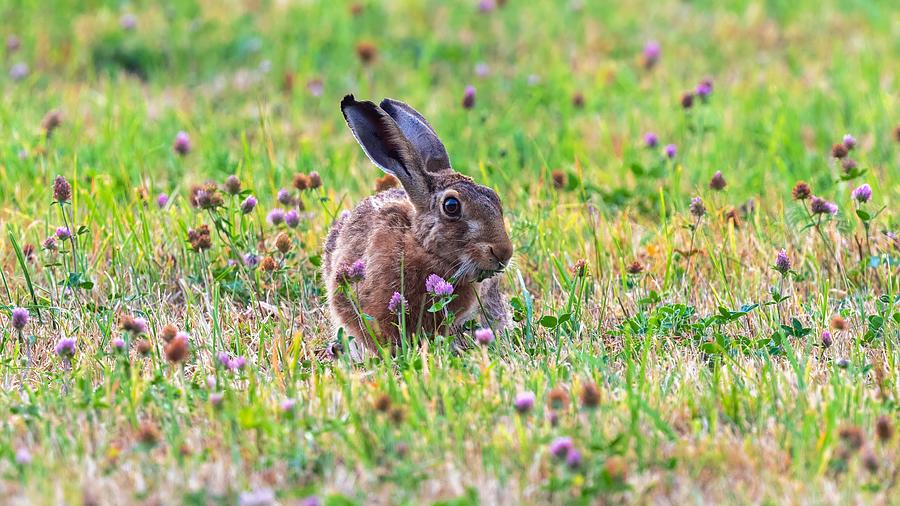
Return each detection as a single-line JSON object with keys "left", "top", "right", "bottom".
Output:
{"left": 43, "top": 236, "right": 57, "bottom": 251}
{"left": 664, "top": 144, "right": 676, "bottom": 159}
{"left": 566, "top": 449, "right": 582, "bottom": 468}
{"left": 355, "top": 41, "right": 377, "bottom": 64}
{"left": 462, "top": 85, "right": 476, "bottom": 109}
{"left": 55, "top": 337, "right": 76, "bottom": 357}
{"left": 644, "top": 132, "right": 659, "bottom": 148}
{"left": 281, "top": 398, "right": 297, "bottom": 413}
{"left": 810, "top": 196, "right": 838, "bottom": 215}
{"left": 642, "top": 41, "right": 660, "bottom": 68}
{"left": 514, "top": 391, "right": 535, "bottom": 413}
{"left": 580, "top": 382, "right": 600, "bottom": 408}
{"left": 831, "top": 143, "right": 848, "bottom": 159}
{"left": 224, "top": 175, "right": 242, "bottom": 195}
{"left": 338, "top": 260, "right": 366, "bottom": 283}
{"left": 841, "top": 158, "right": 857, "bottom": 172}
{"left": 173, "top": 131, "right": 191, "bottom": 155}
{"left": 475, "top": 328, "right": 495, "bottom": 346}
{"left": 121, "top": 315, "right": 148, "bottom": 335}
{"left": 709, "top": 171, "right": 726, "bottom": 191}
{"left": 11, "top": 307, "right": 29, "bottom": 330}
{"left": 551, "top": 170, "right": 567, "bottom": 189}
{"left": 831, "top": 315, "right": 848, "bottom": 330}
{"left": 842, "top": 134, "right": 856, "bottom": 150}
{"left": 15, "top": 447, "right": 32, "bottom": 465}
{"left": 876, "top": 416, "right": 894, "bottom": 442}
{"left": 626, "top": 261, "right": 644, "bottom": 275}
{"left": 572, "top": 259, "right": 587, "bottom": 277}
{"left": 792, "top": 181, "right": 811, "bottom": 200}
{"left": 210, "top": 392, "right": 224, "bottom": 406}
{"left": 111, "top": 337, "right": 126, "bottom": 351}
{"left": 425, "top": 274, "right": 453, "bottom": 296}
{"left": 696, "top": 79, "right": 713, "bottom": 100}
{"left": 156, "top": 193, "right": 169, "bottom": 208}
{"left": 55, "top": 227, "right": 71, "bottom": 240}
{"left": 164, "top": 332, "right": 190, "bottom": 363}
{"left": 187, "top": 225, "right": 212, "bottom": 251}
{"left": 285, "top": 209, "right": 301, "bottom": 228}
{"left": 774, "top": 249, "right": 791, "bottom": 274}
{"left": 475, "top": 62, "right": 490, "bottom": 77}
{"left": 680, "top": 92, "right": 694, "bottom": 109}
{"left": 308, "top": 171, "right": 322, "bottom": 189}
{"left": 478, "top": 0, "right": 496, "bottom": 13}
{"left": 277, "top": 188, "right": 294, "bottom": 206}
{"left": 549, "top": 437, "right": 574, "bottom": 458}
{"left": 240, "top": 195, "right": 257, "bottom": 214}
{"left": 293, "top": 174, "right": 310, "bottom": 191}
{"left": 689, "top": 197, "right": 706, "bottom": 218}
{"left": 6, "top": 35, "right": 20, "bottom": 52}
{"left": 388, "top": 291, "right": 406, "bottom": 314}
{"left": 159, "top": 324, "right": 178, "bottom": 343}
{"left": 547, "top": 387, "right": 568, "bottom": 409}
{"left": 120, "top": 13, "right": 137, "bottom": 30}
{"left": 243, "top": 253, "right": 259, "bottom": 269}
{"left": 267, "top": 208, "right": 285, "bottom": 226}
{"left": 54, "top": 175, "right": 72, "bottom": 202}
{"left": 821, "top": 331, "right": 833, "bottom": 348}
{"left": 851, "top": 183, "right": 872, "bottom": 203}
{"left": 42, "top": 111, "right": 63, "bottom": 137}
{"left": 10, "top": 63, "right": 29, "bottom": 81}
{"left": 275, "top": 232, "right": 292, "bottom": 254}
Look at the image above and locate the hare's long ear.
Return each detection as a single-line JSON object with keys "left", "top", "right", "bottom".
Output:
{"left": 341, "top": 95, "right": 432, "bottom": 208}
{"left": 380, "top": 98, "right": 452, "bottom": 174}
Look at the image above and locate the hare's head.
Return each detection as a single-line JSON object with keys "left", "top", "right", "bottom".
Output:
{"left": 341, "top": 95, "right": 513, "bottom": 282}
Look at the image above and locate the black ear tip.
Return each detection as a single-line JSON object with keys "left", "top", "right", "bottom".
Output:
{"left": 340, "top": 94, "right": 357, "bottom": 110}
{"left": 379, "top": 98, "right": 397, "bottom": 111}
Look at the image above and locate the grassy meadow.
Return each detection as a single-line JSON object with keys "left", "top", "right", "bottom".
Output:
{"left": 1, "top": 0, "right": 899, "bottom": 504}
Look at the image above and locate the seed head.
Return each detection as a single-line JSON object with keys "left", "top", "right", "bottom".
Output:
{"left": 187, "top": 225, "right": 212, "bottom": 251}
{"left": 792, "top": 181, "right": 811, "bottom": 200}
{"left": 572, "top": 259, "right": 587, "bottom": 277}
{"left": 547, "top": 387, "right": 569, "bottom": 410}
{"left": 240, "top": 195, "right": 257, "bottom": 214}
{"left": 261, "top": 256, "right": 277, "bottom": 272}
{"left": 841, "top": 158, "right": 857, "bottom": 172}
{"left": 138, "top": 420, "right": 160, "bottom": 446}
{"left": 851, "top": 183, "right": 872, "bottom": 203}
{"left": 689, "top": 196, "right": 706, "bottom": 218}
{"left": 862, "top": 450, "right": 879, "bottom": 473}
{"left": 11, "top": 307, "right": 29, "bottom": 330}
{"left": 173, "top": 131, "right": 191, "bottom": 156}
{"left": 223, "top": 175, "right": 242, "bottom": 195}
{"left": 374, "top": 394, "right": 391, "bottom": 412}
{"left": 875, "top": 415, "right": 894, "bottom": 442}
{"left": 580, "top": 381, "right": 601, "bottom": 408}
{"left": 53, "top": 175, "right": 72, "bottom": 202}
{"left": 355, "top": 41, "right": 377, "bottom": 64}
{"left": 275, "top": 232, "right": 292, "bottom": 254}
{"left": 159, "top": 324, "right": 178, "bottom": 343}
{"left": 514, "top": 391, "right": 535, "bottom": 414}
{"left": 164, "top": 332, "right": 190, "bottom": 363}
{"left": 838, "top": 425, "right": 865, "bottom": 452}
{"left": 136, "top": 339, "right": 152, "bottom": 355}
{"left": 475, "top": 328, "right": 495, "bottom": 346}
{"left": 604, "top": 456, "right": 628, "bottom": 482}
{"left": 551, "top": 170, "right": 567, "bottom": 189}
{"left": 830, "top": 315, "right": 848, "bottom": 330}
{"left": 831, "top": 143, "right": 848, "bottom": 159}
{"left": 709, "top": 171, "right": 726, "bottom": 191}
{"left": 571, "top": 92, "right": 585, "bottom": 108}
{"left": 680, "top": 92, "right": 694, "bottom": 109}
{"left": 644, "top": 132, "right": 659, "bottom": 148}
{"left": 626, "top": 260, "right": 644, "bottom": 275}
{"left": 41, "top": 110, "right": 63, "bottom": 138}
{"left": 121, "top": 315, "right": 148, "bottom": 335}
{"left": 462, "top": 85, "right": 476, "bottom": 109}
{"left": 425, "top": 273, "right": 453, "bottom": 296}
{"left": 43, "top": 236, "right": 57, "bottom": 251}
{"left": 307, "top": 171, "right": 322, "bottom": 189}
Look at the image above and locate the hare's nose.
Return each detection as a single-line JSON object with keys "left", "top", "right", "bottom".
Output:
{"left": 490, "top": 242, "right": 513, "bottom": 269}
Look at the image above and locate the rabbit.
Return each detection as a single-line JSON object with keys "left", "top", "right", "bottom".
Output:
{"left": 322, "top": 95, "right": 514, "bottom": 356}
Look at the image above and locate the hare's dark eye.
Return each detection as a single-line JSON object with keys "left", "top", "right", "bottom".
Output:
{"left": 442, "top": 196, "right": 461, "bottom": 217}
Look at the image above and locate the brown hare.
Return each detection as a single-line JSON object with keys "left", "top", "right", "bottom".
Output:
{"left": 323, "top": 95, "right": 513, "bottom": 356}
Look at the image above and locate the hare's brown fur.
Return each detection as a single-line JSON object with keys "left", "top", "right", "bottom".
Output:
{"left": 325, "top": 95, "right": 513, "bottom": 353}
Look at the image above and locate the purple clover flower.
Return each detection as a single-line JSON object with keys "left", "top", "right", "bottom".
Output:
{"left": 696, "top": 81, "right": 712, "bottom": 100}
{"left": 55, "top": 337, "right": 76, "bottom": 357}
{"left": 112, "top": 337, "right": 126, "bottom": 351}
{"left": 462, "top": 85, "right": 476, "bottom": 109}
{"left": 643, "top": 132, "right": 658, "bottom": 148}
{"left": 425, "top": 274, "right": 454, "bottom": 296}
{"left": 156, "top": 193, "right": 169, "bottom": 209}
{"left": 549, "top": 437, "right": 574, "bottom": 459}
{"left": 514, "top": 391, "right": 535, "bottom": 414}
{"left": 15, "top": 447, "right": 32, "bottom": 465}
{"left": 774, "top": 249, "right": 791, "bottom": 274}
{"left": 851, "top": 184, "right": 872, "bottom": 203}
{"left": 243, "top": 253, "right": 259, "bottom": 269}
{"left": 55, "top": 226, "right": 71, "bottom": 240}
{"left": 566, "top": 449, "right": 582, "bottom": 468}
{"left": 281, "top": 398, "right": 297, "bottom": 412}
{"left": 821, "top": 331, "right": 833, "bottom": 348}
{"left": 277, "top": 188, "right": 293, "bottom": 205}
{"left": 842, "top": 134, "right": 856, "bottom": 150}
{"left": 173, "top": 131, "right": 191, "bottom": 156}
{"left": 267, "top": 208, "right": 285, "bottom": 225}
{"left": 10, "top": 63, "right": 29, "bottom": 81}
{"left": 241, "top": 195, "right": 257, "bottom": 214}
{"left": 643, "top": 41, "right": 660, "bottom": 67}
{"left": 285, "top": 209, "right": 301, "bottom": 228}
{"left": 475, "top": 328, "right": 495, "bottom": 346}
{"left": 810, "top": 196, "right": 838, "bottom": 215}
{"left": 388, "top": 291, "right": 406, "bottom": 314}
{"left": 664, "top": 144, "right": 676, "bottom": 159}
{"left": 11, "top": 307, "right": 29, "bottom": 330}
